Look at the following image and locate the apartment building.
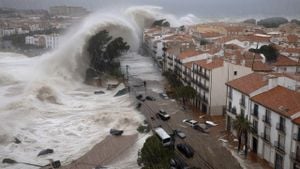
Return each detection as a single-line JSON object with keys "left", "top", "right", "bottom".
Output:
{"left": 189, "top": 57, "right": 253, "bottom": 115}
{"left": 226, "top": 71, "right": 300, "bottom": 169}
{"left": 250, "top": 86, "right": 300, "bottom": 169}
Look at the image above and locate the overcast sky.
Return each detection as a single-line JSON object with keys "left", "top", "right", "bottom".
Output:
{"left": 1, "top": 0, "right": 300, "bottom": 18}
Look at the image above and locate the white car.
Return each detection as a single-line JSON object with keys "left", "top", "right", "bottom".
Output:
{"left": 182, "top": 119, "right": 198, "bottom": 127}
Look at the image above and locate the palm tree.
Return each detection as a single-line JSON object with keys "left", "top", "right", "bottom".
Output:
{"left": 233, "top": 114, "right": 252, "bottom": 157}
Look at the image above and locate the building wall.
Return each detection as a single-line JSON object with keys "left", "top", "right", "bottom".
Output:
{"left": 249, "top": 102, "right": 294, "bottom": 169}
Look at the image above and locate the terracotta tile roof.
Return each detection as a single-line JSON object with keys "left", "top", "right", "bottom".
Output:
{"left": 251, "top": 86, "right": 300, "bottom": 117}
{"left": 269, "top": 72, "right": 300, "bottom": 82}
{"left": 272, "top": 55, "right": 300, "bottom": 67}
{"left": 287, "top": 35, "right": 299, "bottom": 43}
{"left": 200, "top": 31, "right": 222, "bottom": 38}
{"left": 245, "top": 60, "right": 273, "bottom": 72}
{"left": 238, "top": 34, "right": 271, "bottom": 43}
{"left": 293, "top": 117, "right": 300, "bottom": 125}
{"left": 282, "top": 47, "right": 300, "bottom": 54}
{"left": 184, "top": 62, "right": 193, "bottom": 69}
{"left": 178, "top": 50, "right": 201, "bottom": 60}
{"left": 194, "top": 58, "right": 224, "bottom": 70}
{"left": 226, "top": 73, "right": 268, "bottom": 95}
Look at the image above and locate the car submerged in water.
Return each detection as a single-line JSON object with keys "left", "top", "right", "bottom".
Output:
{"left": 157, "top": 109, "right": 170, "bottom": 121}
{"left": 176, "top": 143, "right": 194, "bottom": 158}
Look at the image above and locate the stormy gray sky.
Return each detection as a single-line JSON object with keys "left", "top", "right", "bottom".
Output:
{"left": 1, "top": 0, "right": 300, "bottom": 18}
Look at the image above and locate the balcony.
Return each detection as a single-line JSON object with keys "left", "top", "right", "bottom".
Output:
{"left": 240, "top": 99, "right": 246, "bottom": 108}
{"left": 251, "top": 126, "right": 258, "bottom": 135}
{"left": 227, "top": 107, "right": 237, "bottom": 115}
{"left": 260, "top": 132, "right": 271, "bottom": 143}
{"left": 276, "top": 123, "right": 286, "bottom": 134}
{"left": 228, "top": 92, "right": 233, "bottom": 100}
{"left": 199, "top": 83, "right": 209, "bottom": 92}
{"left": 202, "top": 96, "right": 208, "bottom": 104}
{"left": 293, "top": 133, "right": 300, "bottom": 142}
{"left": 291, "top": 152, "right": 300, "bottom": 163}
{"left": 274, "top": 141, "right": 285, "bottom": 154}
{"left": 251, "top": 110, "right": 259, "bottom": 119}
{"left": 262, "top": 115, "right": 271, "bottom": 126}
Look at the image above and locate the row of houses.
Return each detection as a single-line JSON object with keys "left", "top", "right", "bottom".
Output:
{"left": 25, "top": 34, "right": 60, "bottom": 49}
{"left": 143, "top": 22, "right": 300, "bottom": 169}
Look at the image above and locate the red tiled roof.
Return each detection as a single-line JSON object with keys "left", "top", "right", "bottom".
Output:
{"left": 226, "top": 73, "right": 268, "bottom": 95}
{"left": 245, "top": 60, "right": 273, "bottom": 72}
{"left": 251, "top": 86, "right": 300, "bottom": 117}
{"left": 194, "top": 58, "right": 224, "bottom": 70}
{"left": 184, "top": 62, "right": 193, "bottom": 69}
{"left": 287, "top": 35, "right": 298, "bottom": 43}
{"left": 293, "top": 117, "right": 300, "bottom": 125}
{"left": 272, "top": 55, "right": 300, "bottom": 67}
{"left": 178, "top": 50, "right": 200, "bottom": 60}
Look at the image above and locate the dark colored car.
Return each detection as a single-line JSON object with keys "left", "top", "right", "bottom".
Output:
{"left": 145, "top": 96, "right": 156, "bottom": 101}
{"left": 170, "top": 157, "right": 190, "bottom": 169}
{"left": 176, "top": 143, "right": 194, "bottom": 158}
{"left": 136, "top": 94, "right": 145, "bottom": 102}
{"left": 136, "top": 94, "right": 143, "bottom": 100}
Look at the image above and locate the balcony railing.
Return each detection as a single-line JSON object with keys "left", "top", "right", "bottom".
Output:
{"left": 260, "top": 132, "right": 271, "bottom": 143}
{"left": 251, "top": 110, "right": 259, "bottom": 119}
{"left": 240, "top": 99, "right": 246, "bottom": 108}
{"left": 228, "top": 93, "right": 233, "bottom": 99}
{"left": 274, "top": 141, "right": 285, "bottom": 154}
{"left": 199, "top": 83, "right": 209, "bottom": 92}
{"left": 228, "top": 107, "right": 237, "bottom": 115}
{"left": 293, "top": 133, "right": 300, "bottom": 142}
{"left": 262, "top": 115, "right": 271, "bottom": 126}
{"left": 251, "top": 126, "right": 258, "bottom": 135}
{"left": 276, "top": 123, "right": 286, "bottom": 134}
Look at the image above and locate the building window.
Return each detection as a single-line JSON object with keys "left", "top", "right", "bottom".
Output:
{"left": 276, "top": 116, "right": 286, "bottom": 133}
{"left": 263, "top": 126, "right": 271, "bottom": 142}
{"left": 228, "top": 87, "right": 232, "bottom": 99}
{"left": 252, "top": 120, "right": 258, "bottom": 134}
{"left": 263, "top": 109, "right": 271, "bottom": 124}
{"left": 240, "top": 95, "right": 246, "bottom": 107}
{"left": 240, "top": 108, "right": 245, "bottom": 117}
{"left": 275, "top": 153, "right": 284, "bottom": 169}
{"left": 234, "top": 71, "right": 237, "bottom": 76}
{"left": 252, "top": 104, "right": 259, "bottom": 118}
{"left": 228, "top": 101, "right": 232, "bottom": 111}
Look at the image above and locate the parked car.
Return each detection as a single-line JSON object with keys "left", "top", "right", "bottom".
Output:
{"left": 182, "top": 119, "right": 198, "bottom": 127}
{"left": 176, "top": 143, "right": 194, "bottom": 158}
{"left": 136, "top": 94, "right": 145, "bottom": 101}
{"left": 173, "top": 129, "right": 186, "bottom": 139}
{"left": 158, "top": 109, "right": 170, "bottom": 121}
{"left": 193, "top": 124, "right": 209, "bottom": 133}
{"left": 159, "top": 93, "right": 169, "bottom": 99}
{"left": 170, "top": 157, "right": 190, "bottom": 169}
{"left": 145, "top": 95, "right": 156, "bottom": 101}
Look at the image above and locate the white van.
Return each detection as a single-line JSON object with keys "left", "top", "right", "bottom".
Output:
{"left": 154, "top": 127, "right": 171, "bottom": 146}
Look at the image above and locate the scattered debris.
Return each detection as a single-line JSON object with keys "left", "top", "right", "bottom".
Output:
{"left": 110, "top": 129, "right": 123, "bottom": 136}
{"left": 14, "top": 138, "right": 21, "bottom": 144}
{"left": 37, "top": 149, "right": 54, "bottom": 156}
{"left": 94, "top": 91, "right": 105, "bottom": 94}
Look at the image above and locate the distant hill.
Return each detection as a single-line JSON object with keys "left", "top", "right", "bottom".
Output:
{"left": 257, "top": 17, "right": 288, "bottom": 28}
{"left": 243, "top": 19, "right": 256, "bottom": 25}
{"left": 291, "top": 19, "right": 300, "bottom": 25}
